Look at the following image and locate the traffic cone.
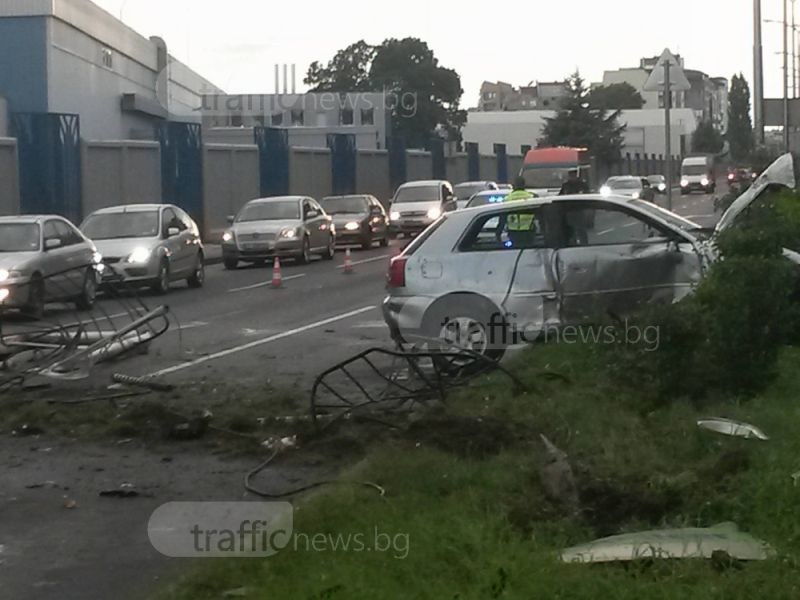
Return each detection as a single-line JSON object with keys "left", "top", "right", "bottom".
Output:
{"left": 271, "top": 257, "right": 283, "bottom": 288}
{"left": 343, "top": 247, "right": 354, "bottom": 274}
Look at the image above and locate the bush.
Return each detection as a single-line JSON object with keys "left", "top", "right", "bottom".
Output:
{"left": 608, "top": 190, "right": 800, "bottom": 402}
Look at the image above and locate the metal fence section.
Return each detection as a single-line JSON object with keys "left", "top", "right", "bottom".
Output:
{"left": 12, "top": 113, "right": 82, "bottom": 224}
{"left": 327, "top": 133, "right": 357, "bottom": 196}
{"left": 387, "top": 136, "right": 407, "bottom": 193}
{"left": 254, "top": 127, "right": 290, "bottom": 197}
{"left": 466, "top": 142, "right": 480, "bottom": 181}
{"left": 158, "top": 121, "right": 204, "bottom": 231}
{"left": 429, "top": 138, "right": 446, "bottom": 181}
{"left": 494, "top": 143, "right": 508, "bottom": 184}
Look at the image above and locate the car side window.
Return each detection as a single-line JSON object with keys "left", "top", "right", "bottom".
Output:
{"left": 560, "top": 206, "right": 667, "bottom": 247}
{"left": 162, "top": 208, "right": 180, "bottom": 235}
{"left": 460, "top": 209, "right": 546, "bottom": 252}
{"left": 43, "top": 221, "right": 60, "bottom": 245}
{"left": 175, "top": 208, "right": 193, "bottom": 232}
{"left": 54, "top": 221, "right": 81, "bottom": 246}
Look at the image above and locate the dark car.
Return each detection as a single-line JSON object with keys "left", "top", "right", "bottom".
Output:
{"left": 321, "top": 194, "right": 389, "bottom": 250}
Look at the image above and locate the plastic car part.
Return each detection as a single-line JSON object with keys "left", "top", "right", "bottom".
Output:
{"left": 697, "top": 418, "right": 769, "bottom": 441}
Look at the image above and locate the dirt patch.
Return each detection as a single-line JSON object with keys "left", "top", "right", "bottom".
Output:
{"left": 404, "top": 416, "right": 526, "bottom": 459}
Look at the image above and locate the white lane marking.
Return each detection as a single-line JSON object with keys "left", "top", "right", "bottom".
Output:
{"left": 176, "top": 321, "right": 208, "bottom": 331}
{"left": 228, "top": 274, "right": 306, "bottom": 293}
{"left": 685, "top": 214, "right": 716, "bottom": 219}
{"left": 352, "top": 320, "right": 388, "bottom": 330}
{"left": 147, "top": 306, "right": 378, "bottom": 377}
{"left": 336, "top": 254, "right": 391, "bottom": 269}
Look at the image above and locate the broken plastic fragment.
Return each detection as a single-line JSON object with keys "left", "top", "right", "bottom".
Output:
{"left": 562, "top": 523, "right": 772, "bottom": 563}
{"left": 697, "top": 418, "right": 769, "bottom": 441}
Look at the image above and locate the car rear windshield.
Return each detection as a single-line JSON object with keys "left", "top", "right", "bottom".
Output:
{"left": 82, "top": 212, "right": 159, "bottom": 240}
{"left": 454, "top": 183, "right": 488, "bottom": 199}
{"left": 609, "top": 179, "right": 641, "bottom": 190}
{"left": 394, "top": 185, "right": 440, "bottom": 203}
{"left": 238, "top": 201, "right": 300, "bottom": 221}
{"left": 322, "top": 196, "right": 368, "bottom": 214}
{"left": 0, "top": 223, "right": 40, "bottom": 252}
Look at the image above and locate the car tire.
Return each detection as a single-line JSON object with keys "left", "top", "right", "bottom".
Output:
{"left": 23, "top": 274, "right": 45, "bottom": 320}
{"left": 422, "top": 295, "right": 507, "bottom": 375}
{"left": 379, "top": 236, "right": 389, "bottom": 248}
{"left": 187, "top": 253, "right": 205, "bottom": 288}
{"left": 296, "top": 237, "right": 311, "bottom": 265}
{"left": 323, "top": 236, "right": 336, "bottom": 261}
{"left": 151, "top": 260, "right": 170, "bottom": 295}
{"left": 75, "top": 267, "right": 98, "bottom": 310}
{"left": 224, "top": 257, "right": 239, "bottom": 270}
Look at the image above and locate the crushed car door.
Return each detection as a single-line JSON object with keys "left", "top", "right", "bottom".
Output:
{"left": 553, "top": 201, "right": 701, "bottom": 324}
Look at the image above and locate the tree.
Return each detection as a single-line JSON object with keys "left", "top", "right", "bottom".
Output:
{"left": 692, "top": 119, "right": 724, "bottom": 154}
{"left": 305, "top": 41, "right": 376, "bottom": 92}
{"left": 587, "top": 82, "right": 645, "bottom": 110}
{"left": 727, "top": 73, "right": 755, "bottom": 163}
{"left": 539, "top": 72, "right": 625, "bottom": 165}
{"left": 305, "top": 38, "right": 466, "bottom": 148}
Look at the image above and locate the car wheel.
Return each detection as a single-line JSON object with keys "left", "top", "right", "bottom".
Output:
{"left": 423, "top": 295, "right": 507, "bottom": 374}
{"left": 379, "top": 236, "right": 389, "bottom": 248}
{"left": 151, "top": 260, "right": 170, "bottom": 295}
{"left": 23, "top": 275, "right": 45, "bottom": 320}
{"left": 75, "top": 267, "right": 97, "bottom": 310}
{"left": 187, "top": 253, "right": 205, "bottom": 288}
{"left": 224, "top": 257, "right": 239, "bottom": 270}
{"left": 296, "top": 237, "right": 311, "bottom": 265}
{"left": 323, "top": 236, "right": 336, "bottom": 261}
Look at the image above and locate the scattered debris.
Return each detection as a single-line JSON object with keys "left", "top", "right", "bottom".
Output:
{"left": 261, "top": 436, "right": 298, "bottom": 452}
{"left": 99, "top": 483, "right": 147, "bottom": 499}
{"left": 562, "top": 522, "right": 772, "bottom": 563}
{"left": 63, "top": 498, "right": 78, "bottom": 509}
{"left": 12, "top": 424, "right": 44, "bottom": 436}
{"left": 697, "top": 418, "right": 769, "bottom": 441}
{"left": 538, "top": 435, "right": 580, "bottom": 514}
{"left": 111, "top": 373, "right": 174, "bottom": 393}
{"left": 222, "top": 588, "right": 251, "bottom": 598}
{"left": 26, "top": 481, "right": 60, "bottom": 490}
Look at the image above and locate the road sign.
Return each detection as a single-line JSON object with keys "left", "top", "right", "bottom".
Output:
{"left": 643, "top": 48, "right": 691, "bottom": 92}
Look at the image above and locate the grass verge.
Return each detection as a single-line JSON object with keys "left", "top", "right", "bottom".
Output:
{"left": 158, "top": 342, "right": 800, "bottom": 599}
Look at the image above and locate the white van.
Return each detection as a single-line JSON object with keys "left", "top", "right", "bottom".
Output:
{"left": 680, "top": 156, "right": 716, "bottom": 195}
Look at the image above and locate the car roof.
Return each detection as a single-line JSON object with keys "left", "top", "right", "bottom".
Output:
{"left": 455, "top": 181, "right": 493, "bottom": 186}
{"left": 0, "top": 215, "right": 50, "bottom": 224}
{"left": 473, "top": 189, "right": 509, "bottom": 197}
{"left": 398, "top": 180, "right": 450, "bottom": 188}
{"left": 322, "top": 195, "right": 368, "bottom": 200}
{"left": 247, "top": 196, "right": 304, "bottom": 204}
{"left": 607, "top": 176, "right": 641, "bottom": 181}
{"left": 91, "top": 204, "right": 169, "bottom": 215}
{"left": 458, "top": 194, "right": 640, "bottom": 215}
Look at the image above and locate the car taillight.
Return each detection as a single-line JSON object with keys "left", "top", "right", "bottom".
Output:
{"left": 388, "top": 256, "right": 407, "bottom": 288}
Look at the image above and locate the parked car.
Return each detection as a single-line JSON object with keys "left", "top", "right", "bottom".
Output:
{"left": 222, "top": 196, "right": 335, "bottom": 269}
{"left": 321, "top": 194, "right": 389, "bottom": 250}
{"left": 465, "top": 189, "right": 511, "bottom": 209}
{"left": 453, "top": 181, "right": 498, "bottom": 210}
{"left": 0, "top": 215, "right": 100, "bottom": 317}
{"left": 383, "top": 154, "right": 798, "bottom": 364}
{"left": 81, "top": 204, "right": 204, "bottom": 294}
{"left": 600, "top": 176, "right": 656, "bottom": 201}
{"left": 646, "top": 175, "right": 668, "bottom": 194}
{"left": 388, "top": 180, "right": 456, "bottom": 236}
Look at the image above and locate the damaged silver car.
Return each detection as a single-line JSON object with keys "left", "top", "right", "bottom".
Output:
{"left": 383, "top": 154, "right": 799, "bottom": 361}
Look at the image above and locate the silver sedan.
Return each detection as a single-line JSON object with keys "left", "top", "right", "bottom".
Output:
{"left": 221, "top": 196, "right": 336, "bottom": 269}
{"left": 0, "top": 215, "right": 100, "bottom": 318}
{"left": 80, "top": 204, "right": 205, "bottom": 294}
{"left": 383, "top": 154, "right": 797, "bottom": 361}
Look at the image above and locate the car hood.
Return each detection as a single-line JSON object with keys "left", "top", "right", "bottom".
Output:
{"left": 391, "top": 201, "right": 440, "bottom": 213}
{"left": 331, "top": 213, "right": 368, "bottom": 225}
{"left": 93, "top": 237, "right": 160, "bottom": 259}
{"left": 716, "top": 153, "right": 796, "bottom": 233}
{"left": 231, "top": 220, "right": 300, "bottom": 234}
{"left": 0, "top": 252, "right": 40, "bottom": 271}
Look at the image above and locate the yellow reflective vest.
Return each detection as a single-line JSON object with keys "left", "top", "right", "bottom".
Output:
{"left": 503, "top": 189, "right": 536, "bottom": 231}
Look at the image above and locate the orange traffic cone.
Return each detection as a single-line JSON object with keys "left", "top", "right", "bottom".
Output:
{"left": 271, "top": 257, "right": 283, "bottom": 288}
{"left": 343, "top": 247, "right": 354, "bottom": 274}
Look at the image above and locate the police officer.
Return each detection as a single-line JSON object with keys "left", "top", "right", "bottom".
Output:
{"left": 559, "top": 170, "right": 590, "bottom": 195}
{"left": 503, "top": 176, "right": 537, "bottom": 247}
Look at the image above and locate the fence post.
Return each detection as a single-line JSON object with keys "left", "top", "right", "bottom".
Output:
{"left": 387, "top": 136, "right": 407, "bottom": 193}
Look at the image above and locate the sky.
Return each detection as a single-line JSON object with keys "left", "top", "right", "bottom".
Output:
{"left": 96, "top": 0, "right": 788, "bottom": 106}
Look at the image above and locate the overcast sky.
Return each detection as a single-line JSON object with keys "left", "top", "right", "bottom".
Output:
{"left": 97, "top": 0, "right": 787, "bottom": 106}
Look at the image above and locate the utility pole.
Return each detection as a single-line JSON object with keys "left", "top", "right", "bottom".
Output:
{"left": 786, "top": 0, "right": 791, "bottom": 151}
{"left": 754, "top": 0, "right": 765, "bottom": 145}
{"left": 665, "top": 62, "right": 673, "bottom": 212}
{"left": 793, "top": 0, "right": 798, "bottom": 97}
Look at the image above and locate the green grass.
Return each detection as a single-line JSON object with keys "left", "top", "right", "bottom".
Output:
{"left": 158, "top": 342, "right": 800, "bottom": 598}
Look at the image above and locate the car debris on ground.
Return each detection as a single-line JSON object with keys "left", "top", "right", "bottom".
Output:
{"left": 562, "top": 522, "right": 772, "bottom": 563}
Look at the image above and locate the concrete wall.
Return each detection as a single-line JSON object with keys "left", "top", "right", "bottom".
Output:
{"left": 446, "top": 154, "right": 469, "bottom": 184}
{"left": 290, "top": 147, "right": 332, "bottom": 200}
{"left": 406, "top": 150, "right": 433, "bottom": 182}
{"left": 356, "top": 149, "right": 391, "bottom": 203}
{"left": 0, "top": 137, "right": 19, "bottom": 215}
{"left": 203, "top": 143, "right": 260, "bottom": 241}
{"left": 81, "top": 140, "right": 161, "bottom": 217}
{"left": 479, "top": 155, "right": 496, "bottom": 182}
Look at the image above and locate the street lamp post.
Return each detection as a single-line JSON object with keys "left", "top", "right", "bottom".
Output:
{"left": 786, "top": 0, "right": 791, "bottom": 151}
{"left": 754, "top": 0, "right": 765, "bottom": 145}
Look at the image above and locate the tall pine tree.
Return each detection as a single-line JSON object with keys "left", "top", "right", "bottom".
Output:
{"left": 727, "top": 74, "right": 755, "bottom": 163}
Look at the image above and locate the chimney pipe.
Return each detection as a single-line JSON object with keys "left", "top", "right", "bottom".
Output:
{"left": 291, "top": 64, "right": 296, "bottom": 94}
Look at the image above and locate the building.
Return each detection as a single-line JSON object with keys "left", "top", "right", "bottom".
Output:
{"left": 462, "top": 108, "right": 698, "bottom": 158}
{"left": 0, "top": 0, "right": 222, "bottom": 140}
{"left": 601, "top": 55, "right": 728, "bottom": 132}
{"left": 476, "top": 81, "right": 569, "bottom": 111}
{"left": 201, "top": 92, "right": 389, "bottom": 150}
